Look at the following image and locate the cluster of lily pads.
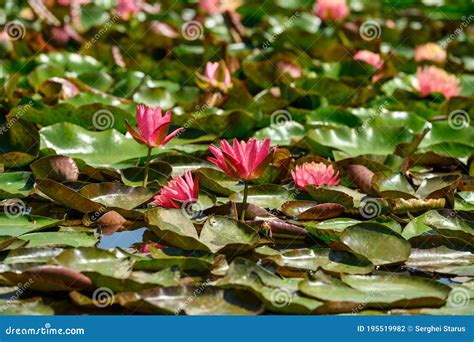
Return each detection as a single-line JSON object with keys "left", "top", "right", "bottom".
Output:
{"left": 0, "top": 0, "right": 473, "bottom": 315}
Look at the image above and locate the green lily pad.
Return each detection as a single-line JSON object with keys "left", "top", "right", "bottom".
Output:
{"left": 304, "top": 218, "right": 361, "bottom": 243}
{"left": 134, "top": 247, "right": 214, "bottom": 272}
{"left": 0, "top": 118, "right": 40, "bottom": 168}
{"left": 87, "top": 268, "right": 185, "bottom": 293}
{"left": 120, "top": 161, "right": 172, "bottom": 187}
{"left": 79, "top": 183, "right": 155, "bottom": 210}
{"left": 19, "top": 232, "right": 97, "bottom": 248}
{"left": 0, "top": 214, "right": 62, "bottom": 237}
{"left": 265, "top": 248, "right": 374, "bottom": 275}
{"left": 0, "top": 297, "right": 54, "bottom": 315}
{"left": 372, "top": 172, "right": 416, "bottom": 199}
{"left": 53, "top": 247, "right": 133, "bottom": 279}
{"left": 300, "top": 272, "right": 449, "bottom": 313}
{"left": 0, "top": 172, "right": 34, "bottom": 199}
{"left": 215, "top": 258, "right": 322, "bottom": 314}
{"left": 281, "top": 201, "right": 345, "bottom": 220}
{"left": 0, "top": 264, "right": 94, "bottom": 292}
{"left": 454, "top": 192, "right": 474, "bottom": 211}
{"left": 340, "top": 223, "right": 411, "bottom": 265}
{"left": 116, "top": 285, "right": 264, "bottom": 315}
{"left": 406, "top": 246, "right": 474, "bottom": 276}
{"left": 145, "top": 207, "right": 207, "bottom": 251}
{"left": 254, "top": 121, "right": 305, "bottom": 146}
{"left": 40, "top": 123, "right": 147, "bottom": 168}
{"left": 306, "top": 126, "right": 413, "bottom": 158}
{"left": 36, "top": 178, "right": 104, "bottom": 213}
{"left": 30, "top": 155, "right": 80, "bottom": 182}
{"left": 199, "top": 216, "right": 260, "bottom": 254}
{"left": 415, "top": 175, "right": 461, "bottom": 199}
{"left": 197, "top": 168, "right": 243, "bottom": 196}
{"left": 229, "top": 184, "right": 290, "bottom": 209}
{"left": 423, "top": 210, "right": 474, "bottom": 246}
{"left": 306, "top": 185, "right": 359, "bottom": 208}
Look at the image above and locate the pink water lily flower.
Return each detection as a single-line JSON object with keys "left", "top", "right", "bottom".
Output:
{"left": 139, "top": 242, "right": 166, "bottom": 253}
{"left": 199, "top": 0, "right": 241, "bottom": 14}
{"left": 208, "top": 138, "right": 275, "bottom": 181}
{"left": 117, "top": 0, "right": 142, "bottom": 20}
{"left": 125, "top": 105, "right": 184, "bottom": 148}
{"left": 414, "top": 43, "right": 446, "bottom": 63}
{"left": 416, "top": 66, "right": 461, "bottom": 100}
{"left": 314, "top": 0, "right": 350, "bottom": 22}
{"left": 201, "top": 61, "right": 232, "bottom": 92}
{"left": 277, "top": 61, "right": 302, "bottom": 78}
{"left": 354, "top": 50, "right": 384, "bottom": 70}
{"left": 199, "top": 0, "right": 221, "bottom": 14}
{"left": 153, "top": 171, "right": 199, "bottom": 208}
{"left": 292, "top": 162, "right": 340, "bottom": 191}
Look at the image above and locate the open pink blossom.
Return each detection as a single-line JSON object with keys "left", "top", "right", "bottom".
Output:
{"left": 117, "top": 0, "right": 142, "bottom": 20}
{"left": 199, "top": 0, "right": 240, "bottom": 14}
{"left": 199, "top": 0, "right": 221, "bottom": 14}
{"left": 414, "top": 43, "right": 446, "bottom": 63}
{"left": 292, "top": 162, "right": 340, "bottom": 191}
{"left": 208, "top": 138, "right": 275, "bottom": 181}
{"left": 125, "top": 105, "right": 184, "bottom": 148}
{"left": 139, "top": 242, "right": 166, "bottom": 253}
{"left": 199, "top": 61, "right": 232, "bottom": 92}
{"left": 153, "top": 171, "right": 199, "bottom": 208}
{"left": 416, "top": 66, "right": 461, "bottom": 100}
{"left": 314, "top": 0, "right": 349, "bottom": 22}
{"left": 277, "top": 61, "right": 302, "bottom": 78}
{"left": 354, "top": 50, "right": 384, "bottom": 70}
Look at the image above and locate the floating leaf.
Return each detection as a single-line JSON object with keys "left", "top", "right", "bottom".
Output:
{"left": 230, "top": 185, "right": 290, "bottom": 209}
{"left": 340, "top": 223, "right": 411, "bottom": 265}
{"left": 265, "top": 248, "right": 374, "bottom": 275}
{"left": 0, "top": 172, "right": 34, "bottom": 199}
{"left": 79, "top": 183, "right": 154, "bottom": 210}
{"left": 116, "top": 286, "right": 264, "bottom": 315}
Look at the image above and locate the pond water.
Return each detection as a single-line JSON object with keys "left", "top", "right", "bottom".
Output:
{"left": 97, "top": 227, "right": 149, "bottom": 249}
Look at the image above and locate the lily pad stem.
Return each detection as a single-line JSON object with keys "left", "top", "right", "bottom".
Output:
{"left": 240, "top": 181, "right": 249, "bottom": 221}
{"left": 143, "top": 146, "right": 153, "bottom": 187}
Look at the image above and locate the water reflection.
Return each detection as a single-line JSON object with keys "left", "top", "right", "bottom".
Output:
{"left": 97, "top": 227, "right": 149, "bottom": 249}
